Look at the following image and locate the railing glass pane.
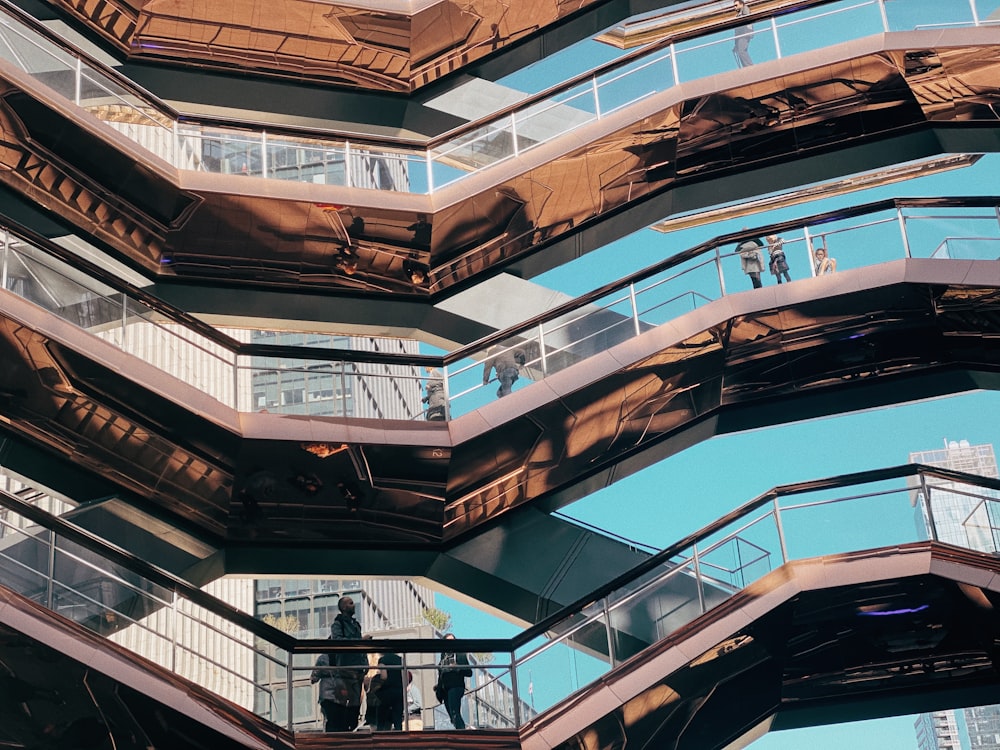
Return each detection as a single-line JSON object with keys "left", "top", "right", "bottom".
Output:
{"left": 975, "top": 0, "right": 1000, "bottom": 25}
{"left": 594, "top": 49, "right": 671, "bottom": 114}
{"left": 514, "top": 613, "right": 612, "bottom": 715}
{"left": 776, "top": 0, "right": 884, "bottom": 57}
{"left": 0, "top": 514, "right": 51, "bottom": 601}
{"left": 606, "top": 555, "right": 707, "bottom": 663}
{"left": 924, "top": 479, "right": 1000, "bottom": 552}
{"left": 902, "top": 209, "right": 1000, "bottom": 259}
{"left": 777, "top": 483, "right": 922, "bottom": 560}
{"left": 884, "top": 0, "right": 975, "bottom": 31}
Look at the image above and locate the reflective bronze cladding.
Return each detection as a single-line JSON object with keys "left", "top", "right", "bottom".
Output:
{"left": 1, "top": 262, "right": 1000, "bottom": 549}
{"left": 42, "top": 0, "right": 647, "bottom": 92}
{"left": 1, "top": 34, "right": 999, "bottom": 310}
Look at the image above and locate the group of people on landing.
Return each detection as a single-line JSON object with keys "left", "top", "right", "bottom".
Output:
{"left": 311, "top": 597, "right": 473, "bottom": 733}
{"left": 737, "top": 230, "right": 837, "bottom": 289}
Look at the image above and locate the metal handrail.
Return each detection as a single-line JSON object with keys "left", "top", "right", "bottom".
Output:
{"left": 3, "top": 462, "right": 1000, "bottom": 728}
{"left": 0, "top": 0, "right": 987, "bottom": 192}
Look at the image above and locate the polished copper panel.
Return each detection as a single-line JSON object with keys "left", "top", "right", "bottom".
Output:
{"left": 43, "top": 0, "right": 628, "bottom": 92}
{"left": 3, "top": 35, "right": 999, "bottom": 315}
{"left": 1, "top": 261, "right": 1000, "bottom": 550}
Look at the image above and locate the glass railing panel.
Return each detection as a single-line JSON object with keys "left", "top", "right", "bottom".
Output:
{"left": 634, "top": 256, "right": 722, "bottom": 327}
{"left": 537, "top": 293, "right": 637, "bottom": 374}
{"left": 695, "top": 508, "right": 781, "bottom": 592}
{"left": 117, "top": 300, "right": 237, "bottom": 407}
{"left": 265, "top": 136, "right": 347, "bottom": 186}
{"left": 975, "top": 0, "right": 1000, "bottom": 25}
{"left": 3, "top": 241, "right": 124, "bottom": 326}
{"left": 595, "top": 48, "right": 674, "bottom": 116}
{"left": 238, "top": 359, "right": 424, "bottom": 418}
{"left": 0, "top": 514, "right": 52, "bottom": 602}
{"left": 514, "top": 615, "right": 613, "bottom": 715}
{"left": 433, "top": 120, "right": 519, "bottom": 174}
{"left": 884, "top": 0, "right": 976, "bottom": 31}
{"left": 901, "top": 209, "right": 1000, "bottom": 260}
{"left": 447, "top": 334, "right": 542, "bottom": 416}
{"left": 78, "top": 66, "right": 171, "bottom": 136}
{"left": 50, "top": 540, "right": 173, "bottom": 646}
{"left": 172, "top": 598, "right": 263, "bottom": 710}
{"left": 182, "top": 128, "right": 264, "bottom": 176}
{"left": 775, "top": 0, "right": 884, "bottom": 58}
{"left": 673, "top": 24, "right": 777, "bottom": 83}
{"left": 776, "top": 482, "right": 921, "bottom": 560}
{"left": 923, "top": 479, "right": 1000, "bottom": 553}
{"left": 0, "top": 14, "right": 77, "bottom": 99}
{"left": 513, "top": 92, "right": 595, "bottom": 155}
{"left": 427, "top": 156, "right": 471, "bottom": 193}
{"left": 465, "top": 662, "right": 518, "bottom": 729}
{"left": 607, "top": 558, "right": 703, "bottom": 663}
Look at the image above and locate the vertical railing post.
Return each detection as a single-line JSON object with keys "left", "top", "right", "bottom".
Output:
{"left": 592, "top": 77, "right": 601, "bottom": 119}
{"left": 286, "top": 654, "right": 295, "bottom": 731}
{"left": 1, "top": 227, "right": 8, "bottom": 290}
{"left": 920, "top": 472, "right": 939, "bottom": 542}
{"left": 670, "top": 43, "right": 680, "bottom": 86}
{"left": 170, "top": 593, "right": 179, "bottom": 673}
{"left": 401, "top": 653, "right": 409, "bottom": 730}
{"left": 510, "top": 113, "right": 520, "bottom": 156}
{"left": 897, "top": 207, "right": 912, "bottom": 258}
{"left": 770, "top": 17, "right": 781, "bottom": 58}
{"left": 715, "top": 245, "right": 726, "bottom": 296}
{"left": 537, "top": 324, "right": 548, "bottom": 377}
{"left": 509, "top": 651, "right": 522, "bottom": 727}
{"left": 628, "top": 282, "right": 641, "bottom": 337}
{"left": 344, "top": 142, "right": 353, "bottom": 188}
{"left": 970, "top": 0, "right": 980, "bottom": 26}
{"left": 120, "top": 291, "right": 128, "bottom": 345}
{"left": 440, "top": 363, "right": 452, "bottom": 420}
{"left": 172, "top": 121, "right": 180, "bottom": 168}
{"left": 803, "top": 226, "right": 816, "bottom": 277}
{"left": 261, "top": 131, "right": 269, "bottom": 178}
{"left": 45, "top": 530, "right": 55, "bottom": 610}
{"left": 232, "top": 355, "right": 240, "bottom": 410}
{"left": 692, "top": 544, "right": 706, "bottom": 614}
{"left": 425, "top": 150, "right": 434, "bottom": 194}
{"left": 603, "top": 597, "right": 618, "bottom": 667}
{"left": 773, "top": 498, "right": 789, "bottom": 564}
{"left": 877, "top": 0, "right": 890, "bottom": 31}
{"left": 74, "top": 57, "right": 82, "bottom": 106}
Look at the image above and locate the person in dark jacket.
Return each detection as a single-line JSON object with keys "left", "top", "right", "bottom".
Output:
{"left": 311, "top": 596, "right": 368, "bottom": 731}
{"left": 435, "top": 633, "right": 472, "bottom": 729}
{"left": 375, "top": 652, "right": 405, "bottom": 730}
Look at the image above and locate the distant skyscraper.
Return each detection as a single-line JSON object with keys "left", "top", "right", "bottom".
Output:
{"left": 915, "top": 709, "right": 966, "bottom": 750}
{"left": 912, "top": 439, "right": 1000, "bottom": 750}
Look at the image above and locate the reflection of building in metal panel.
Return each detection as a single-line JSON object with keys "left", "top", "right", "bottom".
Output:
{"left": 911, "top": 439, "right": 1000, "bottom": 750}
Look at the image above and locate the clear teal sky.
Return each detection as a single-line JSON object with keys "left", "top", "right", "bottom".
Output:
{"left": 439, "top": 147, "right": 1000, "bottom": 747}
